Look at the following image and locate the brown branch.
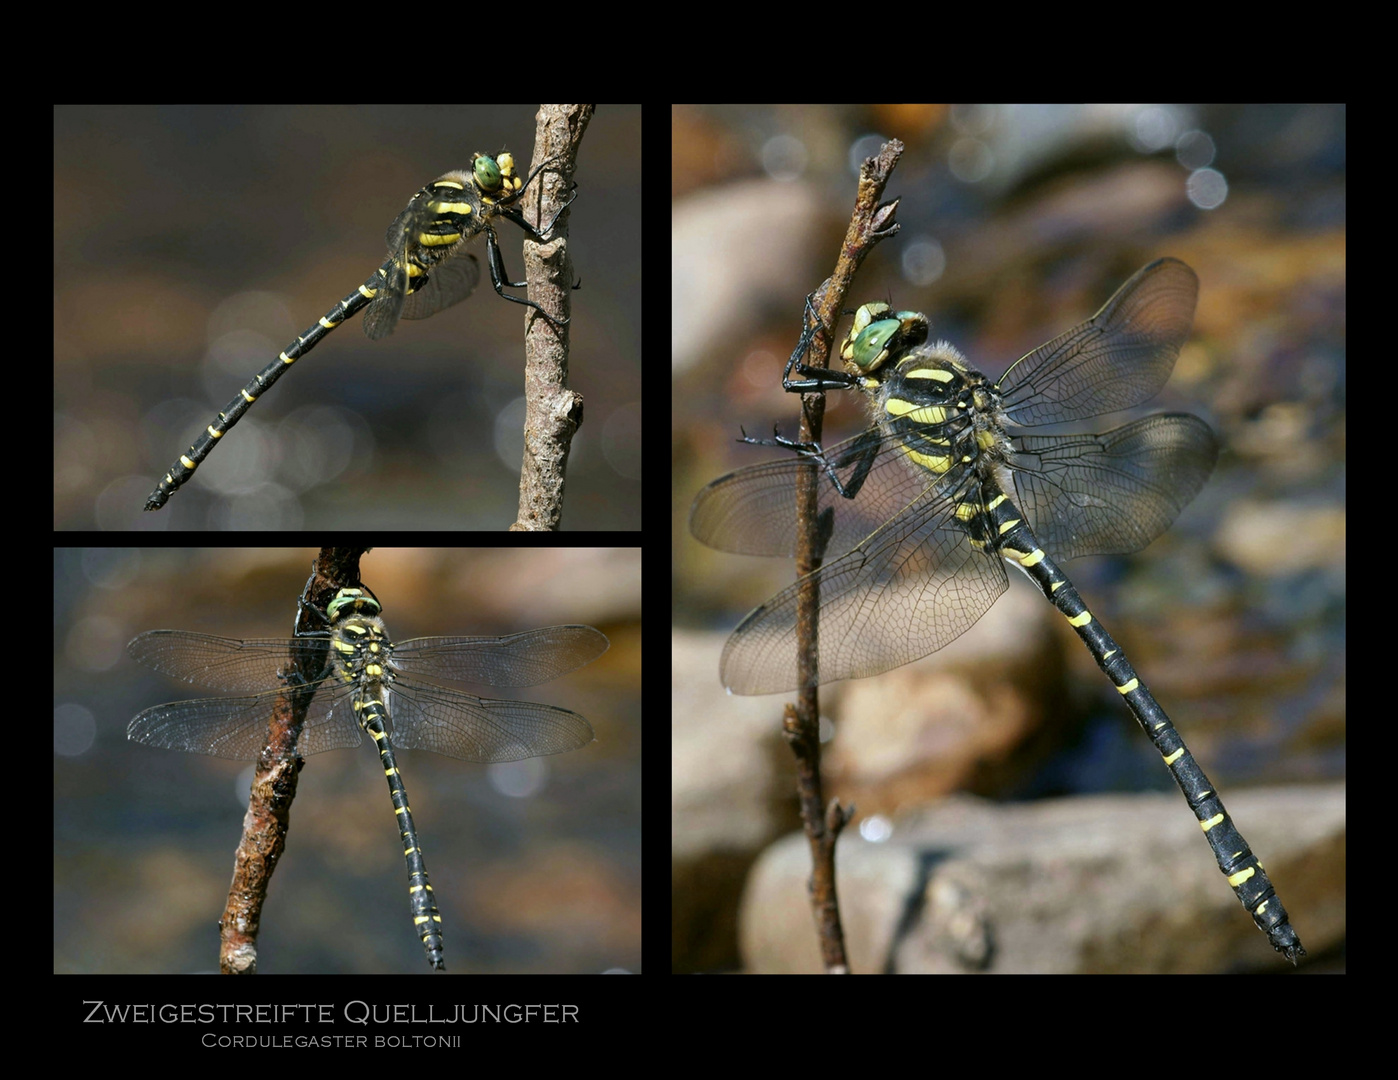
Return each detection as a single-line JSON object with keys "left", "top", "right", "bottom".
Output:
{"left": 218, "top": 547, "right": 371, "bottom": 973}
{"left": 512, "top": 104, "right": 594, "bottom": 530}
{"left": 785, "top": 140, "right": 904, "bottom": 974}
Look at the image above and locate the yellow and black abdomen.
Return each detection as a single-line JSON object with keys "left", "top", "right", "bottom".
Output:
{"left": 325, "top": 600, "right": 445, "bottom": 970}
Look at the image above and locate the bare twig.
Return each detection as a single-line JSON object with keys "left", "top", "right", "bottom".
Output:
{"left": 512, "top": 104, "right": 594, "bottom": 530}
{"left": 218, "top": 547, "right": 370, "bottom": 974}
{"left": 785, "top": 141, "right": 904, "bottom": 974}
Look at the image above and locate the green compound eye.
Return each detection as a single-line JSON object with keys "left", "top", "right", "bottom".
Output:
{"left": 841, "top": 304, "right": 926, "bottom": 371}
{"left": 473, "top": 154, "right": 502, "bottom": 191}
{"left": 846, "top": 316, "right": 903, "bottom": 370}
{"left": 326, "top": 588, "right": 380, "bottom": 620}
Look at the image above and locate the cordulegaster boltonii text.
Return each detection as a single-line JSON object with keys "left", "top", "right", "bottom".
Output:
{"left": 127, "top": 585, "right": 607, "bottom": 970}
{"left": 690, "top": 258, "right": 1304, "bottom": 964}
{"left": 144, "top": 150, "right": 575, "bottom": 511}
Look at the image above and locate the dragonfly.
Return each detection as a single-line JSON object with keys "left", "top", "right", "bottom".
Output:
{"left": 128, "top": 585, "right": 607, "bottom": 969}
{"left": 144, "top": 150, "right": 576, "bottom": 510}
{"left": 691, "top": 259, "right": 1304, "bottom": 963}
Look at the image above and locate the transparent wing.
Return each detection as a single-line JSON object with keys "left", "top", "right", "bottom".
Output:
{"left": 362, "top": 259, "right": 410, "bottom": 341}
{"left": 127, "top": 631, "right": 329, "bottom": 693}
{"left": 129, "top": 623, "right": 605, "bottom": 761}
{"left": 398, "top": 253, "right": 481, "bottom": 322}
{"left": 690, "top": 425, "right": 923, "bottom": 561}
{"left": 126, "top": 685, "right": 365, "bottom": 760}
{"left": 997, "top": 258, "right": 1198, "bottom": 425}
{"left": 386, "top": 680, "right": 595, "bottom": 762}
{"left": 691, "top": 427, "right": 1009, "bottom": 695}
{"left": 392, "top": 625, "right": 609, "bottom": 687}
{"left": 1010, "top": 413, "right": 1219, "bottom": 560}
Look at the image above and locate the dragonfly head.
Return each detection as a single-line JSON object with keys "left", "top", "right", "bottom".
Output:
{"left": 471, "top": 151, "right": 526, "bottom": 199}
{"left": 841, "top": 303, "right": 929, "bottom": 376}
{"left": 327, "top": 588, "right": 382, "bottom": 621}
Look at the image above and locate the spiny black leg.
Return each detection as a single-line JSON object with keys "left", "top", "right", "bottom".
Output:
{"left": 781, "top": 292, "right": 860, "bottom": 393}
{"left": 738, "top": 424, "right": 822, "bottom": 454}
{"left": 484, "top": 225, "right": 569, "bottom": 328}
{"left": 500, "top": 185, "right": 579, "bottom": 242}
